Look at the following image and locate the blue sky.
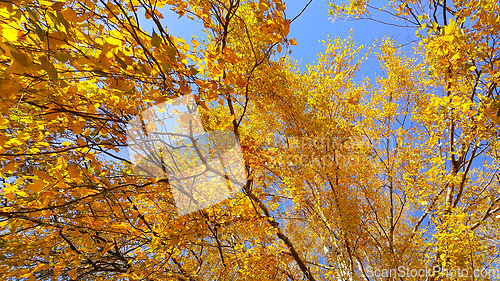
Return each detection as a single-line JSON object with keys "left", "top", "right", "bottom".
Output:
{"left": 282, "top": 0, "right": 417, "bottom": 71}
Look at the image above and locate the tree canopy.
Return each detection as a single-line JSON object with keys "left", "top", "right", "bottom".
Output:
{"left": 0, "top": 0, "right": 500, "bottom": 280}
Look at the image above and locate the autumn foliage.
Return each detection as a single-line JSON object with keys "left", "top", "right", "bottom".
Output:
{"left": 0, "top": 0, "right": 500, "bottom": 280}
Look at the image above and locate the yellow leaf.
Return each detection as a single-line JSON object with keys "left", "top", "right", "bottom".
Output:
{"left": 56, "top": 157, "right": 67, "bottom": 170}
{"left": 41, "top": 210, "right": 51, "bottom": 218}
{"left": 61, "top": 8, "right": 78, "bottom": 23}
{"left": 441, "top": 35, "right": 453, "bottom": 42}
{"left": 33, "top": 170, "right": 51, "bottom": 181}
{"left": 72, "top": 122, "right": 85, "bottom": 135}
{"left": 76, "top": 138, "right": 86, "bottom": 146}
{"left": 68, "top": 165, "right": 80, "bottom": 181}
{"left": 0, "top": 116, "right": 9, "bottom": 129}
{"left": 27, "top": 178, "right": 45, "bottom": 193}
{"left": 68, "top": 269, "right": 77, "bottom": 280}
{"left": 113, "top": 222, "right": 130, "bottom": 231}
{"left": 51, "top": 2, "right": 65, "bottom": 10}
{"left": 154, "top": 10, "right": 164, "bottom": 19}
{"left": 1, "top": 25, "right": 20, "bottom": 41}
{"left": 109, "top": 77, "right": 133, "bottom": 91}
{"left": 0, "top": 77, "right": 20, "bottom": 99}
{"left": 259, "top": 0, "right": 269, "bottom": 12}
{"left": 289, "top": 38, "right": 298, "bottom": 45}
{"left": 3, "top": 161, "right": 17, "bottom": 173}
{"left": 78, "top": 13, "right": 89, "bottom": 23}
